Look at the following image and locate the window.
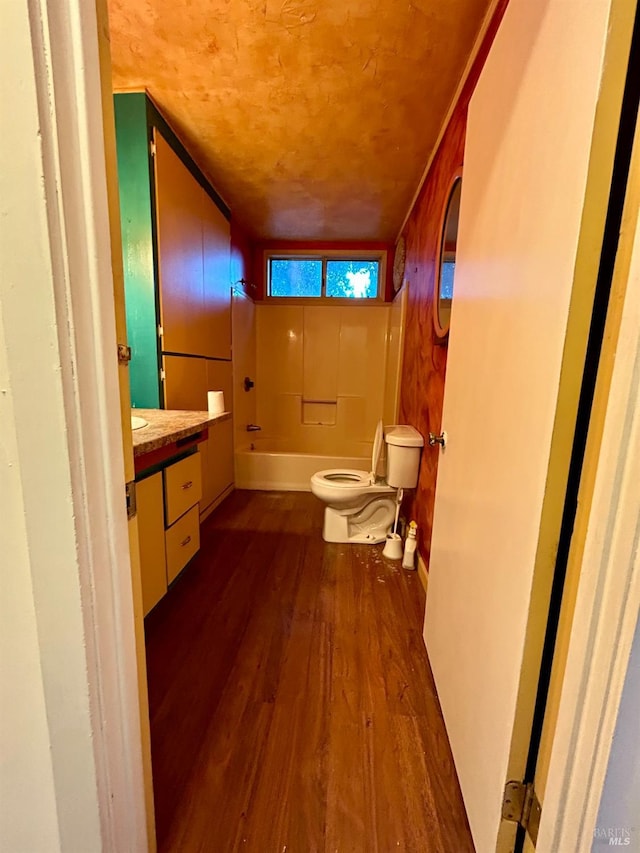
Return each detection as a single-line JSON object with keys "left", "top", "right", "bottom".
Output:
{"left": 440, "top": 256, "right": 455, "bottom": 300}
{"left": 270, "top": 259, "right": 322, "bottom": 297}
{"left": 267, "top": 254, "right": 382, "bottom": 299}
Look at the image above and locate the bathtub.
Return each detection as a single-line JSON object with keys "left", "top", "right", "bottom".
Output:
{"left": 235, "top": 440, "right": 370, "bottom": 491}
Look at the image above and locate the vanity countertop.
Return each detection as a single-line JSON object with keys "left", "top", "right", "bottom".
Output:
{"left": 132, "top": 408, "right": 231, "bottom": 457}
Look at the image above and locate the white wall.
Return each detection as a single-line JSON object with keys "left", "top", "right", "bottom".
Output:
{"left": 1, "top": 0, "right": 147, "bottom": 848}
{"left": 593, "top": 617, "right": 640, "bottom": 851}
{"left": 0, "top": 332, "right": 63, "bottom": 851}
{"left": 0, "top": 1, "right": 103, "bottom": 847}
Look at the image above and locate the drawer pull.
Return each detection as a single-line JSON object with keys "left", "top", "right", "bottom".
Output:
{"left": 181, "top": 535, "right": 192, "bottom": 547}
{"left": 181, "top": 480, "right": 193, "bottom": 490}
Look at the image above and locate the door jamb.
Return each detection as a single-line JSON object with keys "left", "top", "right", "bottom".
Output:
{"left": 535, "top": 115, "right": 640, "bottom": 853}
{"left": 24, "top": 0, "right": 149, "bottom": 846}
{"left": 512, "top": 6, "right": 640, "bottom": 848}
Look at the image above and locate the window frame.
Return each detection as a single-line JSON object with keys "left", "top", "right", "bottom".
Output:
{"left": 264, "top": 249, "right": 387, "bottom": 303}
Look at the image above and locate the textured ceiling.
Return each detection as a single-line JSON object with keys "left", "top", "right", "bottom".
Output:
{"left": 108, "top": 0, "right": 494, "bottom": 241}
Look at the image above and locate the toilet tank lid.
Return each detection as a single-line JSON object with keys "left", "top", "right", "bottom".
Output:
{"left": 385, "top": 425, "right": 424, "bottom": 447}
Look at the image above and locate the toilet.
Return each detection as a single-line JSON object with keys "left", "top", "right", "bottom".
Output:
{"left": 310, "top": 422, "right": 424, "bottom": 544}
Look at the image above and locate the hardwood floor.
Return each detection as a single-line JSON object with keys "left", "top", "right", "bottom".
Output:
{"left": 145, "top": 490, "right": 475, "bottom": 852}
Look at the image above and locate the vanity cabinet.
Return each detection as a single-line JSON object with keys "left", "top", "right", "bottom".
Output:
{"left": 165, "top": 507, "right": 200, "bottom": 584}
{"left": 154, "top": 131, "right": 231, "bottom": 361}
{"left": 163, "top": 353, "right": 234, "bottom": 519}
{"left": 202, "top": 186, "right": 234, "bottom": 359}
{"left": 137, "top": 472, "right": 167, "bottom": 616}
{"left": 164, "top": 453, "right": 202, "bottom": 526}
{"left": 114, "top": 92, "right": 234, "bottom": 519}
{"left": 137, "top": 450, "right": 203, "bottom": 616}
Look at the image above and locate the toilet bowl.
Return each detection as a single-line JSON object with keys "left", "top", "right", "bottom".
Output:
{"left": 310, "top": 422, "right": 424, "bottom": 544}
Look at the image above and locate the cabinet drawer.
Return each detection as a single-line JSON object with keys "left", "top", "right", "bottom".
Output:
{"left": 164, "top": 452, "right": 202, "bottom": 526}
{"left": 136, "top": 472, "right": 167, "bottom": 617}
{"left": 165, "top": 505, "right": 200, "bottom": 583}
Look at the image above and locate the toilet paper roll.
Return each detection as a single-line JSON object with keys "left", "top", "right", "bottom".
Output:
{"left": 207, "top": 390, "right": 225, "bottom": 416}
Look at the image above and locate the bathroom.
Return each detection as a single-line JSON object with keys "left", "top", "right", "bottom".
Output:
{"left": 3, "top": 0, "right": 639, "bottom": 851}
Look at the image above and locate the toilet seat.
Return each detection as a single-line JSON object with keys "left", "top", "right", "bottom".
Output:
{"left": 310, "top": 469, "right": 395, "bottom": 507}
{"left": 309, "top": 424, "right": 392, "bottom": 505}
{"left": 312, "top": 469, "right": 373, "bottom": 488}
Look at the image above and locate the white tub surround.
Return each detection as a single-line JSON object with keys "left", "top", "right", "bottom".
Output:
{"left": 235, "top": 445, "right": 369, "bottom": 491}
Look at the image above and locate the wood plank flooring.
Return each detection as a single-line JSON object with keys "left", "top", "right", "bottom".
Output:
{"left": 145, "top": 490, "right": 475, "bottom": 852}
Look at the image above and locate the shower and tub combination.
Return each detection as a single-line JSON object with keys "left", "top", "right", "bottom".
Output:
{"left": 236, "top": 418, "right": 370, "bottom": 491}
{"left": 235, "top": 436, "right": 371, "bottom": 492}
{"left": 233, "top": 289, "right": 410, "bottom": 536}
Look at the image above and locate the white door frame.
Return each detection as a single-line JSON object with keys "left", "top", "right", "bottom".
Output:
{"left": 537, "top": 129, "right": 640, "bottom": 852}
{"left": 2, "top": 0, "right": 147, "bottom": 848}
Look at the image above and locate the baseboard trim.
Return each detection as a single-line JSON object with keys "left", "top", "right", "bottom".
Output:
{"left": 417, "top": 551, "right": 428, "bottom": 594}
{"left": 200, "top": 483, "right": 234, "bottom": 523}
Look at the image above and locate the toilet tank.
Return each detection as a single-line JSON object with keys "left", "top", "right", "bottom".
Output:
{"left": 384, "top": 425, "right": 424, "bottom": 488}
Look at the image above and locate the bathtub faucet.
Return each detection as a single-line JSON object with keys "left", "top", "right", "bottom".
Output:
{"left": 246, "top": 424, "right": 262, "bottom": 432}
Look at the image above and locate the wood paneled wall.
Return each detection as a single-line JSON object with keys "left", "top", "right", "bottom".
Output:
{"left": 398, "top": 0, "right": 509, "bottom": 564}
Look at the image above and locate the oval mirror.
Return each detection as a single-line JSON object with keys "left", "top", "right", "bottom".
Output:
{"left": 434, "top": 176, "right": 462, "bottom": 341}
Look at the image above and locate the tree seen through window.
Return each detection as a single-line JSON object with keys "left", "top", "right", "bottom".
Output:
{"left": 326, "top": 260, "right": 378, "bottom": 298}
{"left": 268, "top": 257, "right": 380, "bottom": 298}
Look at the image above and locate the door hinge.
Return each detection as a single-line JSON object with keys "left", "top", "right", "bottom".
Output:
{"left": 158, "top": 324, "right": 164, "bottom": 339}
{"left": 160, "top": 368, "right": 166, "bottom": 382}
{"left": 150, "top": 140, "right": 156, "bottom": 158}
{"left": 125, "top": 480, "right": 137, "bottom": 520}
{"left": 117, "top": 343, "right": 132, "bottom": 365}
{"left": 502, "top": 781, "right": 541, "bottom": 846}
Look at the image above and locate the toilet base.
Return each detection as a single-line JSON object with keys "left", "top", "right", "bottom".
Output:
{"left": 322, "top": 497, "right": 397, "bottom": 544}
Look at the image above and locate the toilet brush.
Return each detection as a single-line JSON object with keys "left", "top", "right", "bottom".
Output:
{"left": 383, "top": 489, "right": 404, "bottom": 560}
